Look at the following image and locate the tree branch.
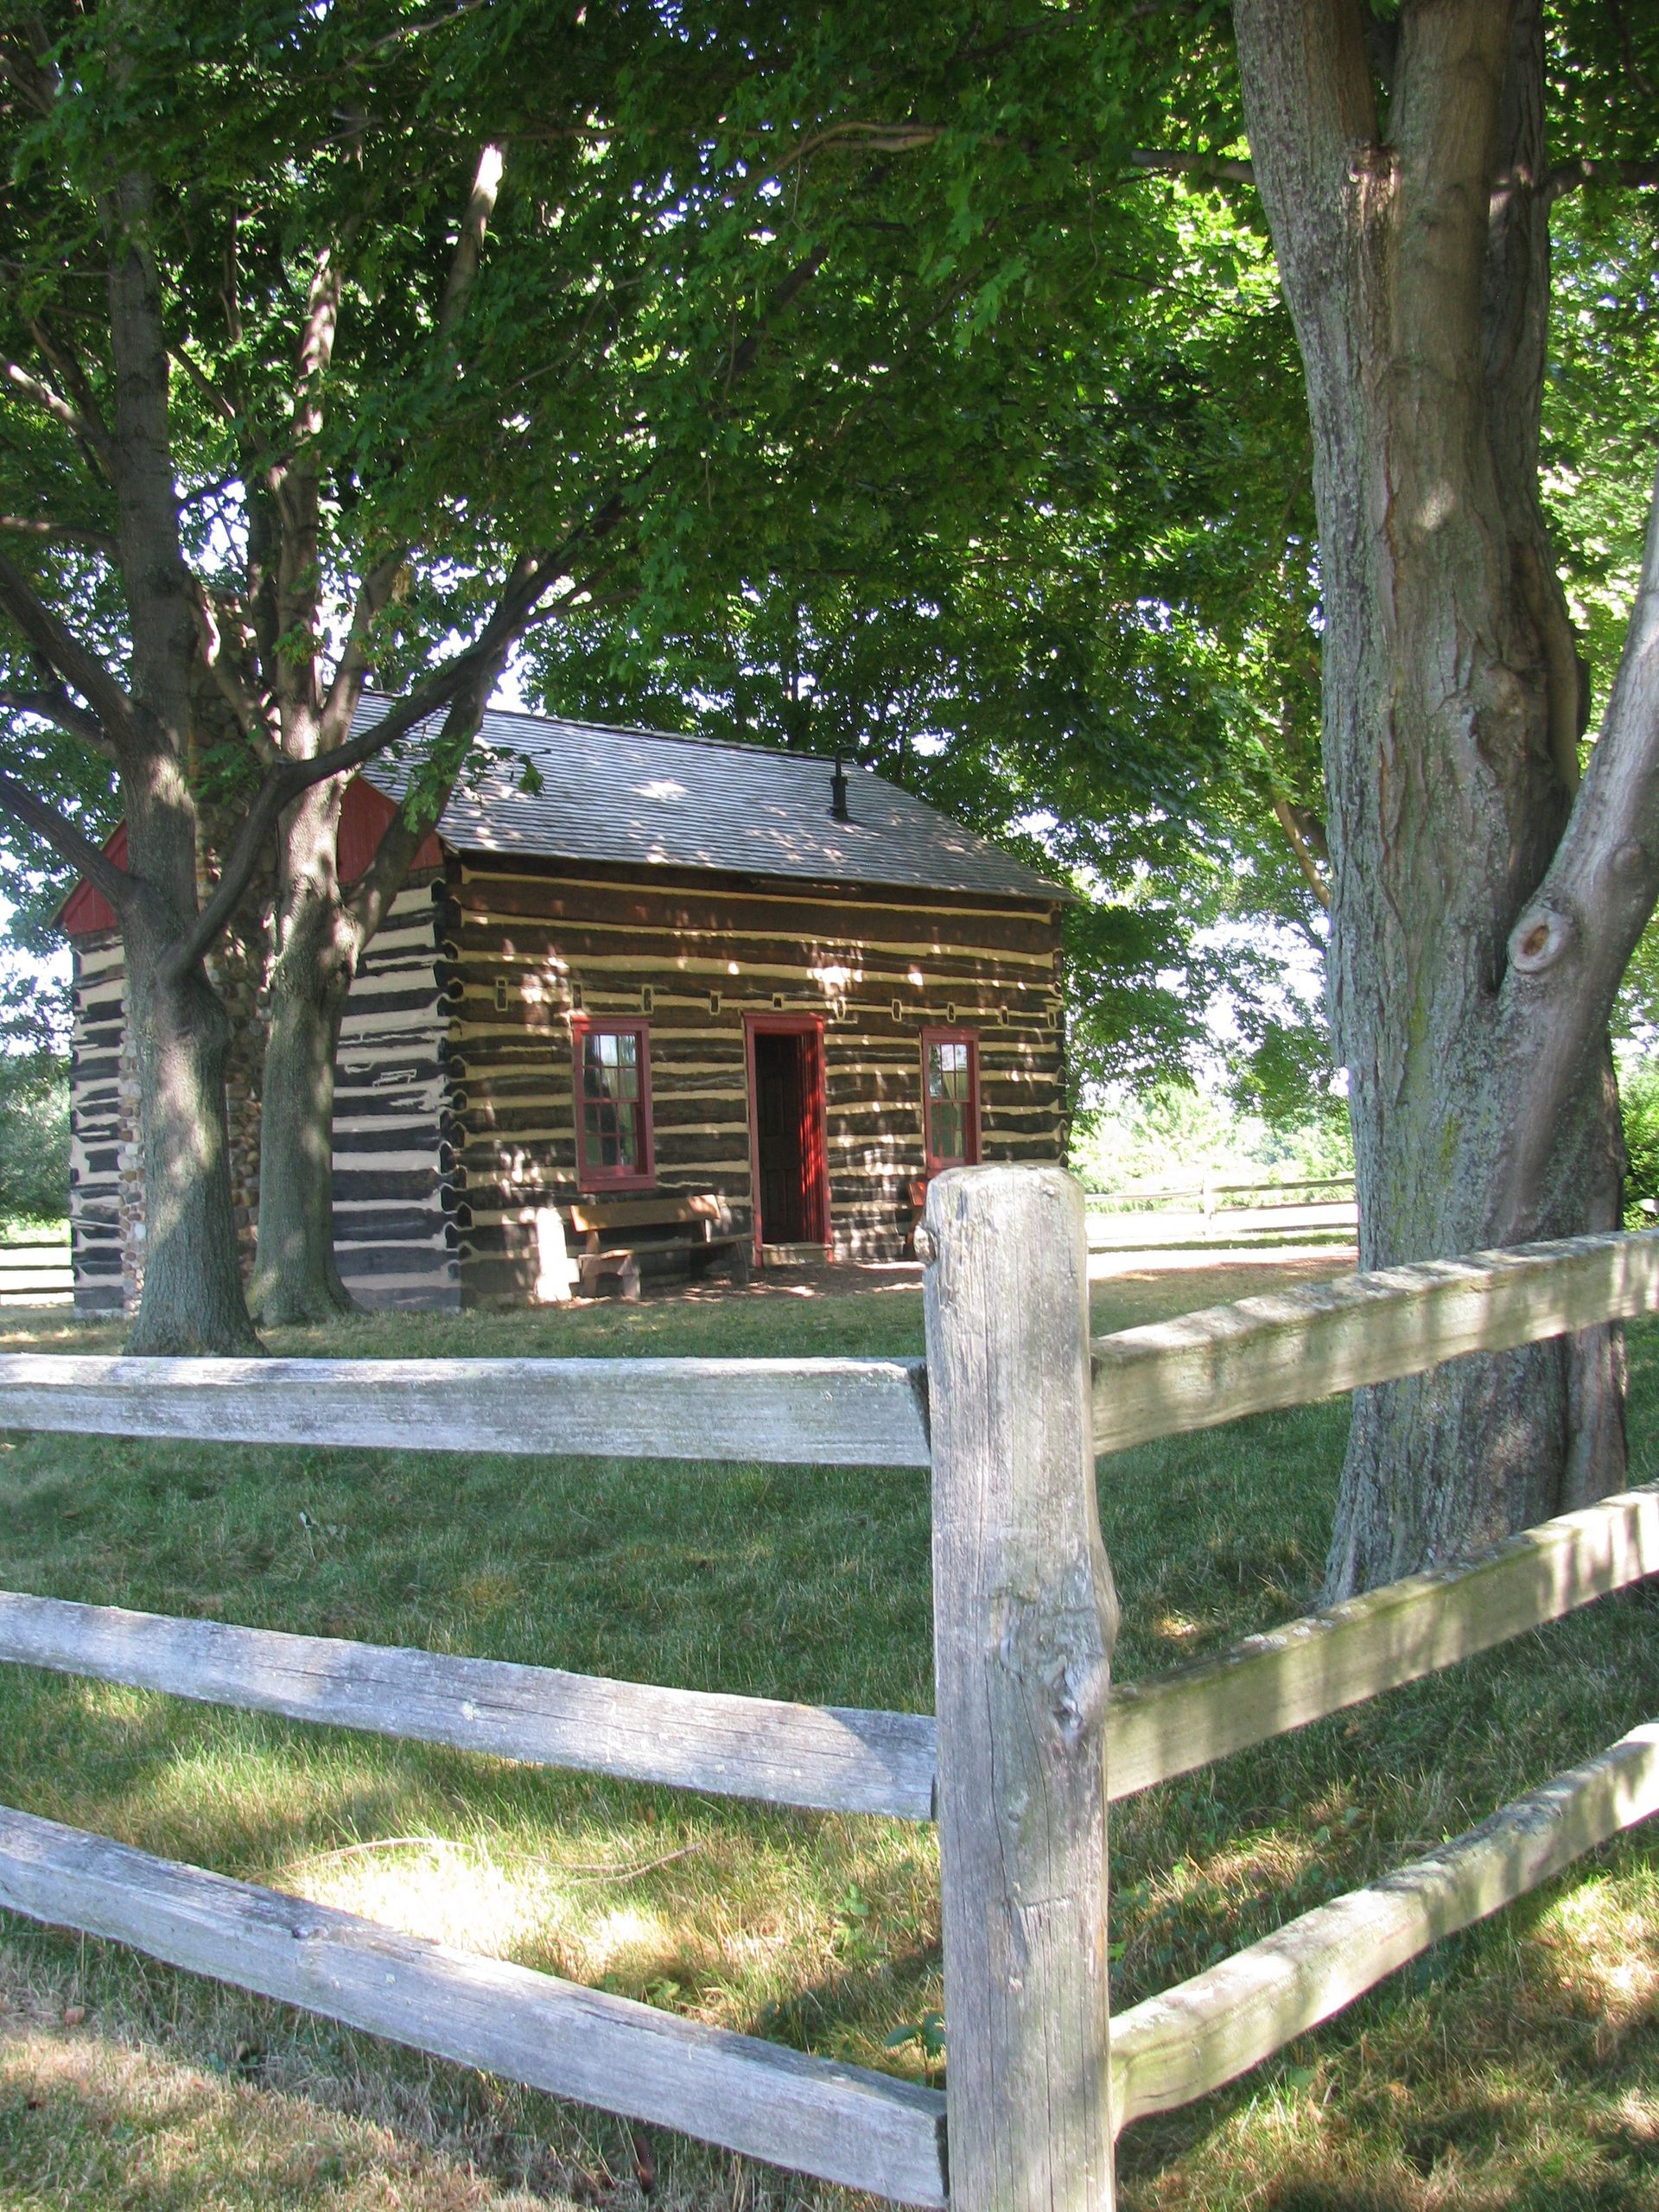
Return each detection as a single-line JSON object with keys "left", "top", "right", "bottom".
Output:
{"left": 168, "top": 341, "right": 240, "bottom": 427}
{"left": 1129, "top": 149, "right": 1256, "bottom": 185}
{"left": 163, "top": 554, "right": 559, "bottom": 982}
{"left": 1271, "top": 791, "right": 1332, "bottom": 908}
{"left": 0, "top": 683, "right": 114, "bottom": 757}
{"left": 1542, "top": 155, "right": 1659, "bottom": 206}
{"left": 0, "top": 36, "right": 59, "bottom": 118}
{"left": 361, "top": 0, "right": 490, "bottom": 55}
{"left": 314, "top": 145, "right": 505, "bottom": 747}
{"left": 2, "top": 359, "right": 111, "bottom": 461}
{"left": 436, "top": 143, "right": 505, "bottom": 345}
{"left": 0, "top": 770, "right": 128, "bottom": 909}
{"left": 189, "top": 579, "right": 279, "bottom": 762}
{"left": 29, "top": 315, "right": 113, "bottom": 460}
{"left": 726, "top": 244, "right": 831, "bottom": 389}
{"left": 317, "top": 550, "right": 406, "bottom": 746}
{"left": 0, "top": 515, "right": 117, "bottom": 555}
{"left": 0, "top": 548, "right": 138, "bottom": 744}
{"left": 1495, "top": 460, "right": 1659, "bottom": 1230}
{"left": 772, "top": 120, "right": 944, "bottom": 175}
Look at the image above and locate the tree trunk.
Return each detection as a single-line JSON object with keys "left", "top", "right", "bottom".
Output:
{"left": 248, "top": 783, "right": 359, "bottom": 1326}
{"left": 1233, "top": 0, "right": 1631, "bottom": 1598}
{"left": 100, "top": 168, "right": 262, "bottom": 1357}
{"left": 122, "top": 917, "right": 262, "bottom": 1357}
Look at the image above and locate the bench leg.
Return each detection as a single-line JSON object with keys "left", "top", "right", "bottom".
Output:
{"left": 577, "top": 1253, "right": 641, "bottom": 1301}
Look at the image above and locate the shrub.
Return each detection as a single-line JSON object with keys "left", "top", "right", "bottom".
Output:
{"left": 1621, "top": 1057, "right": 1659, "bottom": 1230}
{"left": 0, "top": 1052, "right": 68, "bottom": 1226}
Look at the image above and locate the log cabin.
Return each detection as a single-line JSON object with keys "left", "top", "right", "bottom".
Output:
{"left": 60, "top": 701, "right": 1069, "bottom": 1313}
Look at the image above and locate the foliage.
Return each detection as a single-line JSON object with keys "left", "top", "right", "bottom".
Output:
{"left": 1619, "top": 1057, "right": 1659, "bottom": 1230}
{"left": 0, "top": 966, "right": 71, "bottom": 1226}
{"left": 0, "top": 1050, "right": 67, "bottom": 1224}
{"left": 518, "top": 11, "right": 1327, "bottom": 1094}
{"left": 1072, "top": 1074, "right": 1353, "bottom": 1192}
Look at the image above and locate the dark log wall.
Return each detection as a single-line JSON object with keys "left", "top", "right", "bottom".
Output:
{"left": 68, "top": 857, "right": 1065, "bottom": 1317}
{"left": 67, "top": 932, "right": 130, "bottom": 1316}
{"left": 331, "top": 876, "right": 458, "bottom": 1311}
{"left": 68, "top": 881, "right": 456, "bottom": 1318}
{"left": 441, "top": 855, "right": 1065, "bottom": 1303}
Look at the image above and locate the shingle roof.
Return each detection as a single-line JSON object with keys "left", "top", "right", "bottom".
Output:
{"left": 356, "top": 696, "right": 1065, "bottom": 903}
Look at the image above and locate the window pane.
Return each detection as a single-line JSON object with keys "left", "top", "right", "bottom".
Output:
{"left": 584, "top": 1033, "right": 644, "bottom": 1101}
{"left": 581, "top": 1031, "right": 648, "bottom": 1179}
{"left": 928, "top": 1041, "right": 969, "bottom": 1099}
{"left": 931, "top": 1102, "right": 963, "bottom": 1163}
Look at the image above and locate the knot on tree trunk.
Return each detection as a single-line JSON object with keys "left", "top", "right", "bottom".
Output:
{"left": 1508, "top": 899, "right": 1577, "bottom": 976}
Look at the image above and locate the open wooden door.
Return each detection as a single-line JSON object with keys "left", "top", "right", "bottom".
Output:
{"left": 745, "top": 1015, "right": 830, "bottom": 1256}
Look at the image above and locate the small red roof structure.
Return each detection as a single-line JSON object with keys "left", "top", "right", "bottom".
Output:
{"left": 59, "top": 780, "right": 442, "bottom": 938}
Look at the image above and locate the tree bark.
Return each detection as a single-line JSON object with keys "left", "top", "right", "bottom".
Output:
{"left": 247, "top": 781, "right": 358, "bottom": 1326}
{"left": 120, "top": 887, "right": 260, "bottom": 1358}
{"left": 1232, "top": 0, "right": 1649, "bottom": 1597}
{"left": 245, "top": 632, "right": 512, "bottom": 1321}
{"left": 104, "top": 171, "right": 261, "bottom": 1356}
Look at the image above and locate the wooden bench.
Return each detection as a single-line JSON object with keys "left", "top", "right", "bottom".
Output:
{"left": 567, "top": 1194, "right": 752, "bottom": 1300}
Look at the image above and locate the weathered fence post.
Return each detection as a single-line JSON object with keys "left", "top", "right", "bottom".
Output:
{"left": 919, "top": 1164, "right": 1118, "bottom": 2212}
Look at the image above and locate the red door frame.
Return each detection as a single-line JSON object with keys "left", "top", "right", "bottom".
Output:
{"left": 743, "top": 1013, "right": 832, "bottom": 1260}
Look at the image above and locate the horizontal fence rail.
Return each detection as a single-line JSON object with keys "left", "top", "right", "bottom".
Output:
{"left": 1092, "top": 1228, "right": 1659, "bottom": 1457}
{"left": 0, "top": 1592, "right": 937, "bottom": 1821}
{"left": 1086, "top": 1176, "right": 1356, "bottom": 1211}
{"left": 1106, "top": 1481, "right": 1659, "bottom": 1802}
{"left": 0, "top": 1351, "right": 932, "bottom": 1469}
{"left": 1110, "top": 1717, "right": 1659, "bottom": 2129}
{"left": 7, "top": 1476, "right": 1653, "bottom": 1827}
{"left": 0, "top": 1803, "right": 949, "bottom": 2207}
{"left": 1087, "top": 1200, "right": 1357, "bottom": 1250}
{"left": 0, "top": 1244, "right": 72, "bottom": 1304}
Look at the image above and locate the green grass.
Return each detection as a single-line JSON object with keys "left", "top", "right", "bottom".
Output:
{"left": 1, "top": 1262, "right": 1656, "bottom": 2209}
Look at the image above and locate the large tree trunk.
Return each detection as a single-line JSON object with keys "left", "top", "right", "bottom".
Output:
{"left": 249, "top": 673, "right": 506, "bottom": 1324}
{"left": 119, "top": 874, "right": 262, "bottom": 1358}
{"left": 105, "top": 170, "right": 262, "bottom": 1360}
{"left": 248, "top": 781, "right": 359, "bottom": 1326}
{"left": 1233, "top": 0, "right": 1636, "bottom": 1597}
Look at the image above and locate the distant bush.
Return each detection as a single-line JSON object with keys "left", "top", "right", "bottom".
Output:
{"left": 0, "top": 1052, "right": 68, "bottom": 1225}
{"left": 1071, "top": 1075, "right": 1353, "bottom": 1193}
{"left": 1622, "top": 1057, "right": 1659, "bottom": 1230}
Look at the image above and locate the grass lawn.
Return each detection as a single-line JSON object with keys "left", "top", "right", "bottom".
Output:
{"left": 1, "top": 1260, "right": 1656, "bottom": 2209}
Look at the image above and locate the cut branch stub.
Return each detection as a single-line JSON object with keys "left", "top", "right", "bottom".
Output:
{"left": 1508, "top": 900, "right": 1577, "bottom": 976}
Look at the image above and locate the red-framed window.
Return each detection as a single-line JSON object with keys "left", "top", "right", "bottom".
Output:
{"left": 571, "top": 1019, "right": 655, "bottom": 1191}
{"left": 920, "top": 1027, "right": 981, "bottom": 1176}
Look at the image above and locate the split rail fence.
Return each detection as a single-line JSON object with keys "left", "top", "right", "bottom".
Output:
{"left": 1087, "top": 1172, "right": 1358, "bottom": 1249}
{"left": 1, "top": 1166, "right": 1657, "bottom": 2208}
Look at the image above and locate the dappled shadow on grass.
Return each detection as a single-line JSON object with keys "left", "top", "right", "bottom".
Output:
{"left": 1116, "top": 1860, "right": 1659, "bottom": 2211}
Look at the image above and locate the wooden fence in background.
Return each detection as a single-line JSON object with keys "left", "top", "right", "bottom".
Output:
{"left": 1086, "top": 1172, "right": 1357, "bottom": 1249}
{"left": 1, "top": 1167, "right": 1657, "bottom": 2208}
{"left": 0, "top": 1239, "right": 72, "bottom": 1306}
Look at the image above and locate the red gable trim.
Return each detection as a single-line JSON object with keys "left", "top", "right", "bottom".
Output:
{"left": 59, "top": 822, "right": 127, "bottom": 938}
{"left": 57, "top": 780, "right": 442, "bottom": 941}
{"left": 337, "top": 775, "right": 444, "bottom": 884}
